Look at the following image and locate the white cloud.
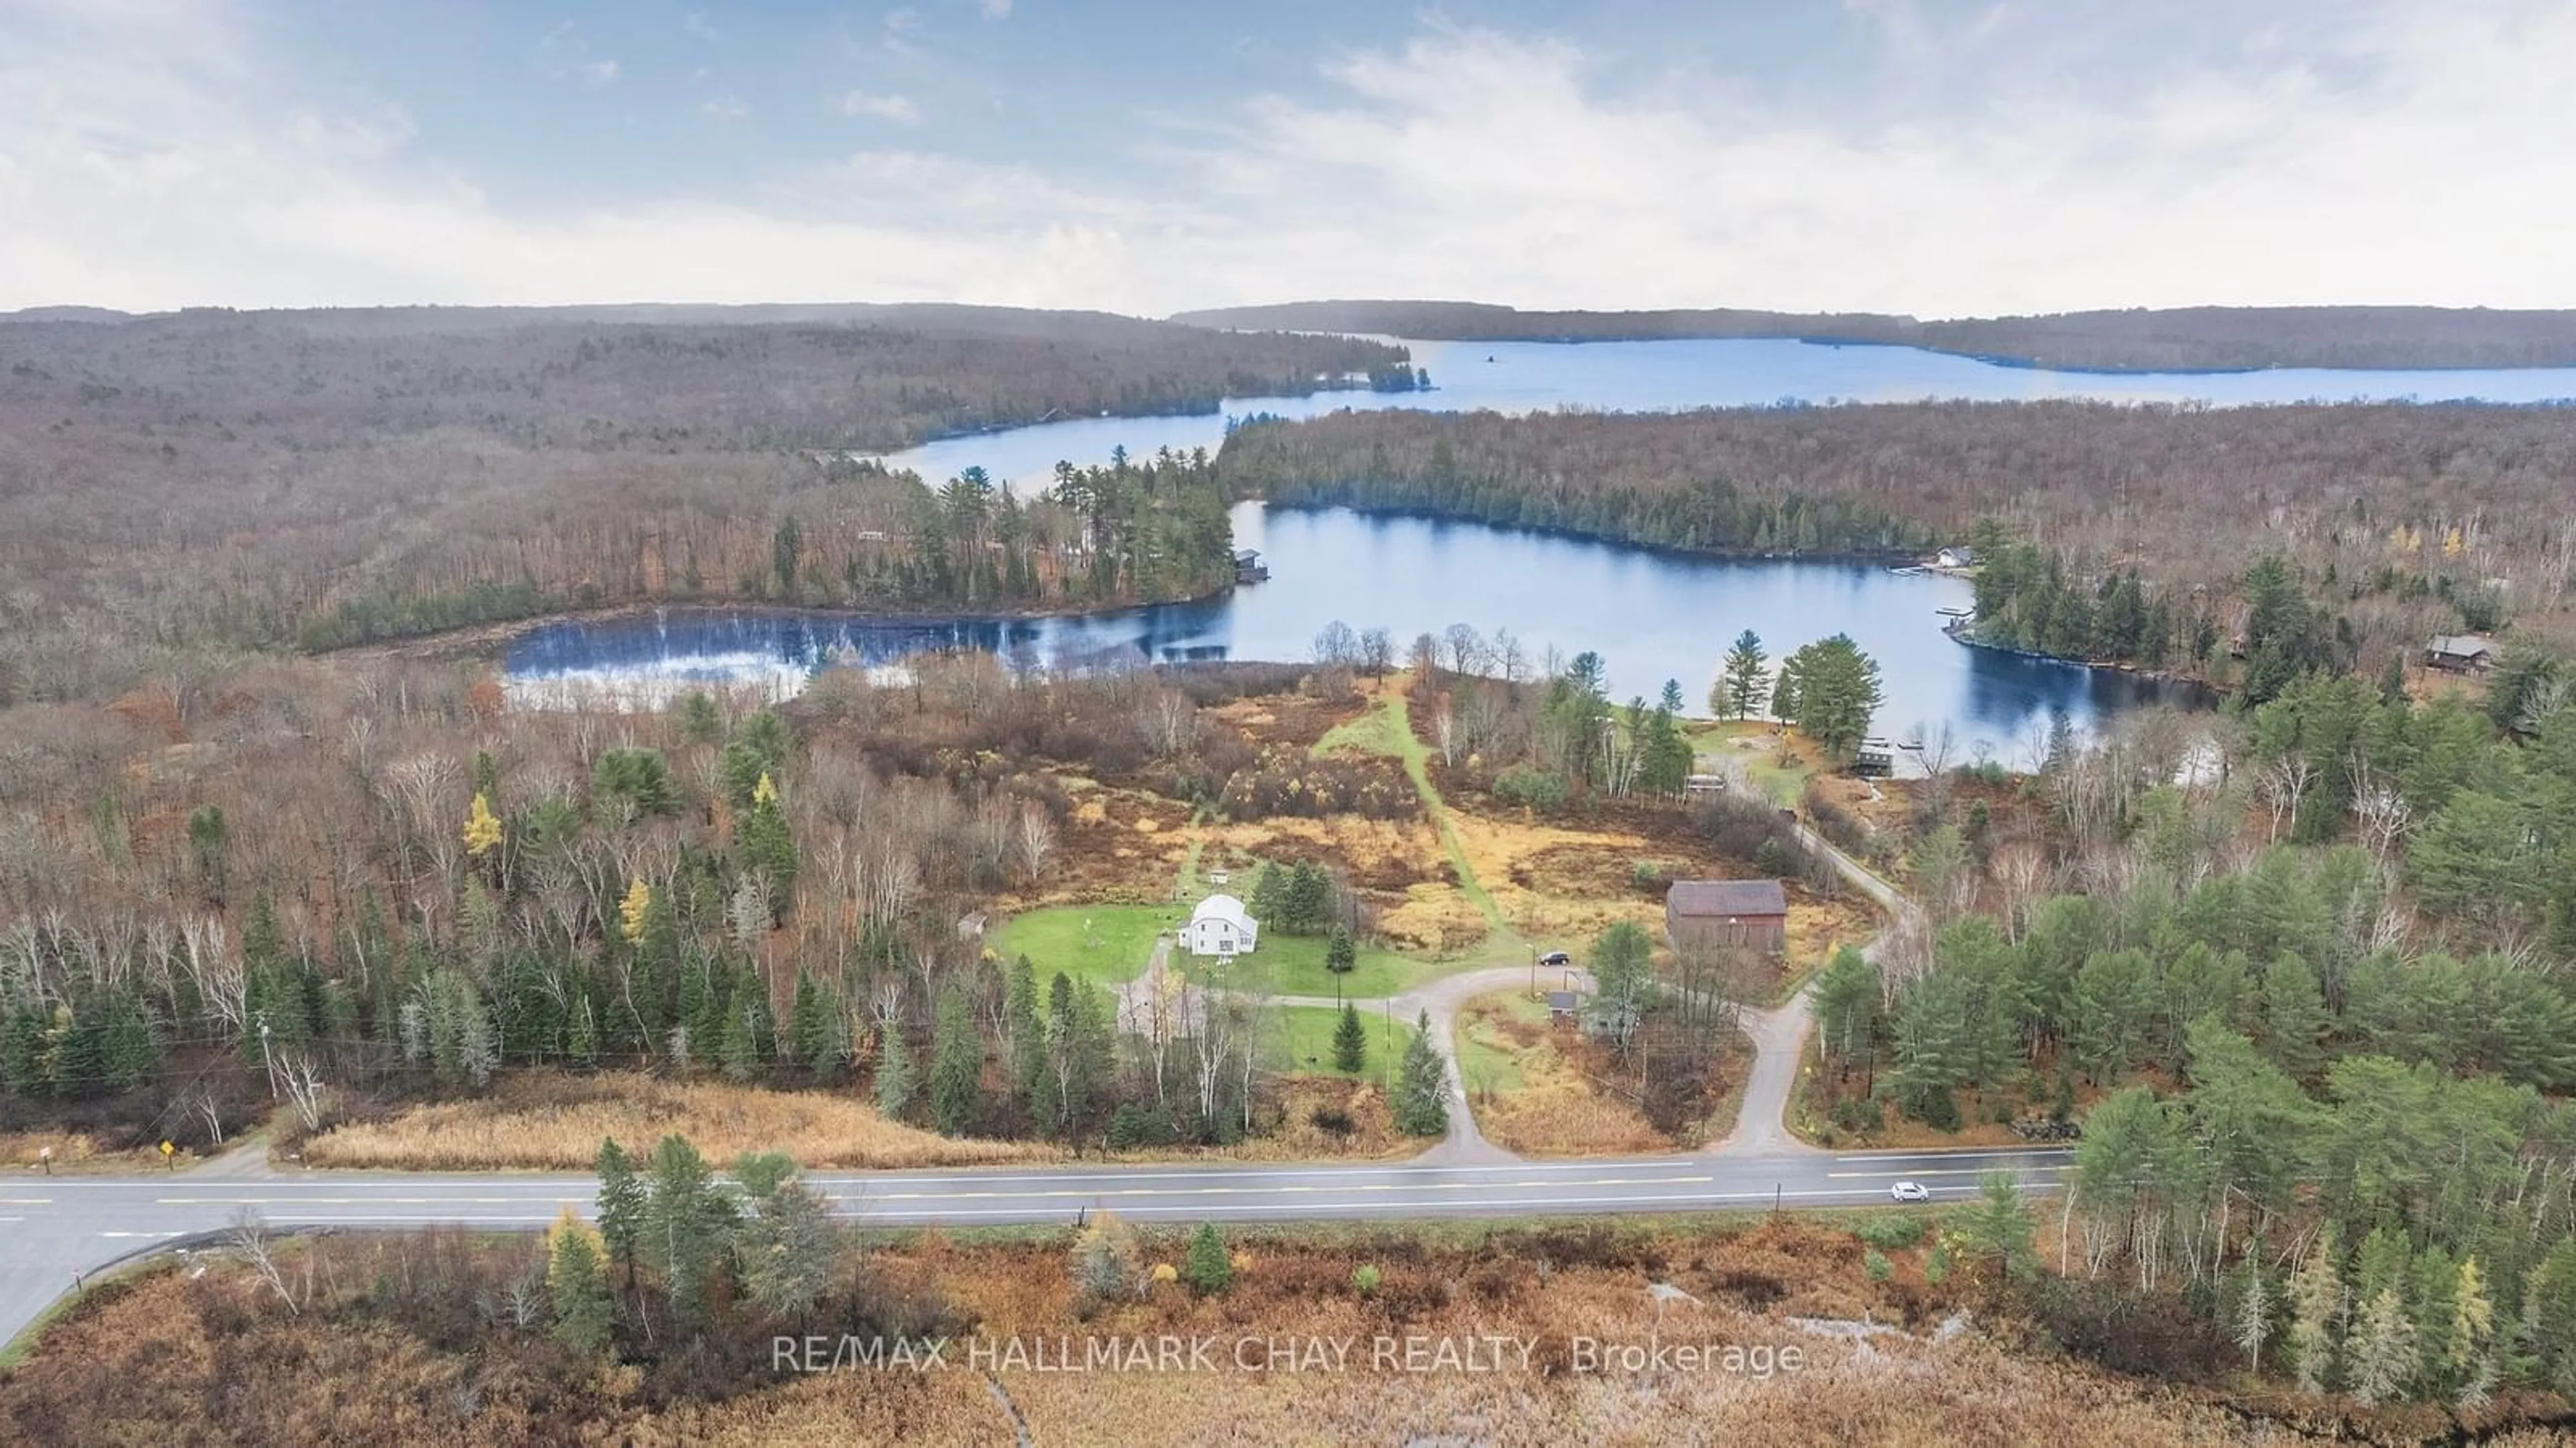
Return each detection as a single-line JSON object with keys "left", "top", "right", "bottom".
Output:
{"left": 701, "top": 97, "right": 751, "bottom": 121}
{"left": 578, "top": 58, "right": 619, "bottom": 85}
{"left": 683, "top": 11, "right": 719, "bottom": 42}
{"left": 837, "top": 91, "right": 922, "bottom": 124}
{"left": 881, "top": 7, "right": 922, "bottom": 54}
{"left": 5, "top": 1, "right": 2576, "bottom": 315}
{"left": 979, "top": 0, "right": 1013, "bottom": 19}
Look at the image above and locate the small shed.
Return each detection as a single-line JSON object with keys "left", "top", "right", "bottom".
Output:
{"left": 1666, "top": 879, "right": 1789, "bottom": 958}
{"left": 1545, "top": 990, "right": 1583, "bottom": 1024}
{"left": 1935, "top": 546, "right": 1978, "bottom": 569}
{"left": 1184, "top": 894, "right": 1259, "bottom": 957}
{"left": 2426, "top": 634, "right": 2500, "bottom": 672}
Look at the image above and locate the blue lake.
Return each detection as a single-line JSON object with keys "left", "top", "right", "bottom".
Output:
{"left": 508, "top": 503, "right": 2200, "bottom": 766}
{"left": 871, "top": 335, "right": 2576, "bottom": 487}
{"left": 513, "top": 334, "right": 2571, "bottom": 752}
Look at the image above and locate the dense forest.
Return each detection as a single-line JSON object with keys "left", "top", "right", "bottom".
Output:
{"left": 1217, "top": 402, "right": 2576, "bottom": 674}
{"left": 1175, "top": 300, "right": 2576, "bottom": 370}
{"left": 1782, "top": 641, "right": 2576, "bottom": 1406}
{"left": 0, "top": 309, "right": 1404, "bottom": 698}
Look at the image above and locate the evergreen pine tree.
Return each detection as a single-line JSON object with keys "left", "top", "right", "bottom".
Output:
{"left": 643, "top": 1133, "right": 731, "bottom": 1328}
{"left": 738, "top": 772, "right": 798, "bottom": 925}
{"left": 1248, "top": 864, "right": 1289, "bottom": 934}
{"left": 929, "top": 982, "right": 984, "bottom": 1136}
{"left": 1183, "top": 1222, "right": 1234, "bottom": 1296}
{"left": 594, "top": 1137, "right": 647, "bottom": 1292}
{"left": 1325, "top": 926, "right": 1356, "bottom": 982}
{"left": 1283, "top": 862, "right": 1332, "bottom": 935}
{"left": 1007, "top": 954, "right": 1045, "bottom": 1107}
{"left": 1332, "top": 1001, "right": 1367, "bottom": 1074}
{"left": 1393, "top": 1009, "right": 1449, "bottom": 1136}
{"left": 719, "top": 994, "right": 763, "bottom": 1083}
{"left": 790, "top": 971, "right": 840, "bottom": 1078}
{"left": 875, "top": 1019, "right": 917, "bottom": 1119}
{"left": 1717, "top": 629, "right": 1769, "bottom": 719}
{"left": 546, "top": 1212, "right": 615, "bottom": 1357}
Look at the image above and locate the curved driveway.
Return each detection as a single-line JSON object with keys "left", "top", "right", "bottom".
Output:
{"left": 0, "top": 824, "right": 2072, "bottom": 1356}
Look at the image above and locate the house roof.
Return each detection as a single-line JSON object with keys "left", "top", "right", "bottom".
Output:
{"left": 2428, "top": 634, "right": 2498, "bottom": 658}
{"left": 1190, "top": 894, "right": 1254, "bottom": 929}
{"left": 1666, "top": 880, "right": 1788, "bottom": 918}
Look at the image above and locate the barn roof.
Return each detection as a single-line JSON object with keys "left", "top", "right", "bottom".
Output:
{"left": 1666, "top": 880, "right": 1788, "bottom": 918}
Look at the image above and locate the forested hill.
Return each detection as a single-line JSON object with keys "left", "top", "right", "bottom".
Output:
{"left": 0, "top": 305, "right": 1405, "bottom": 450}
{"left": 0, "top": 308, "right": 1399, "bottom": 676}
{"left": 1173, "top": 300, "right": 2576, "bottom": 371}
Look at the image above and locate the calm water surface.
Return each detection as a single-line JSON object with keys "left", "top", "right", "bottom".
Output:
{"left": 508, "top": 504, "right": 2195, "bottom": 765}
{"left": 515, "top": 335, "right": 2557, "bottom": 747}
{"left": 875, "top": 335, "right": 2576, "bottom": 486}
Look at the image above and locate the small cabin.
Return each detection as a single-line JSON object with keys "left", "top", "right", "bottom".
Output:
{"left": 1184, "top": 894, "right": 1259, "bottom": 957}
{"left": 1851, "top": 741, "right": 1895, "bottom": 778}
{"left": 2426, "top": 634, "right": 2500, "bottom": 673}
{"left": 1935, "top": 546, "right": 1977, "bottom": 569}
{"left": 1665, "top": 879, "right": 1788, "bottom": 958}
{"left": 1233, "top": 550, "right": 1271, "bottom": 584}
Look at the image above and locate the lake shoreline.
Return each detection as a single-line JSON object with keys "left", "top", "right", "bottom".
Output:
{"left": 335, "top": 585, "right": 1243, "bottom": 664}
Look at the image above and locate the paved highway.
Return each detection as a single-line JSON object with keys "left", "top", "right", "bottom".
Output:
{"left": 2, "top": 830, "right": 2060, "bottom": 1357}
{"left": 1, "top": 1144, "right": 2070, "bottom": 1351}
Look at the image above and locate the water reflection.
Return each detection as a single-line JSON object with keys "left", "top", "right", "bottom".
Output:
{"left": 507, "top": 504, "right": 2206, "bottom": 762}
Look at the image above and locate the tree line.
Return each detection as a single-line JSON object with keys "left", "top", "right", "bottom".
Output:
{"left": 1175, "top": 299, "right": 2576, "bottom": 370}
{"left": 0, "top": 311, "right": 1406, "bottom": 702}
{"left": 1216, "top": 402, "right": 2576, "bottom": 680}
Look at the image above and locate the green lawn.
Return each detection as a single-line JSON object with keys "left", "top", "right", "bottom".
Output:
{"left": 1684, "top": 718, "right": 1816, "bottom": 806}
{"left": 1269, "top": 1004, "right": 1420, "bottom": 1082}
{"left": 1312, "top": 702, "right": 1411, "bottom": 758}
{"left": 987, "top": 903, "right": 1177, "bottom": 989}
{"left": 1202, "top": 932, "right": 1437, "bottom": 1001}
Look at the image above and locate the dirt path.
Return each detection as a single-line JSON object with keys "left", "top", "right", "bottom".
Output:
{"left": 1110, "top": 934, "right": 1179, "bottom": 1039}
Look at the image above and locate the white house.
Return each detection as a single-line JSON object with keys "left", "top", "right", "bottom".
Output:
{"left": 1184, "top": 894, "right": 1259, "bottom": 958}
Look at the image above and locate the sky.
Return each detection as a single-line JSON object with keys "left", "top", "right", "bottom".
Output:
{"left": 3, "top": 0, "right": 2573, "bottom": 317}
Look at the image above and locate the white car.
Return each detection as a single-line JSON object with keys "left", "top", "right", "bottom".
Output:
{"left": 1889, "top": 1180, "right": 1931, "bottom": 1202}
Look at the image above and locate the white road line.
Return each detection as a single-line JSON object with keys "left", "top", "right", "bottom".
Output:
{"left": 863, "top": 1175, "right": 1719, "bottom": 1203}
{"left": 837, "top": 1188, "right": 1960, "bottom": 1219}
{"left": 1827, "top": 1165, "right": 2068, "bottom": 1179}
{"left": 1834, "top": 1149, "right": 2071, "bottom": 1159}
{"left": 292, "top": 1206, "right": 574, "bottom": 1216}
{"left": 804, "top": 1160, "right": 1714, "bottom": 1189}
{"left": 154, "top": 1196, "right": 568, "bottom": 1206}
{"left": 0, "top": 1198, "right": 52, "bottom": 1206}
